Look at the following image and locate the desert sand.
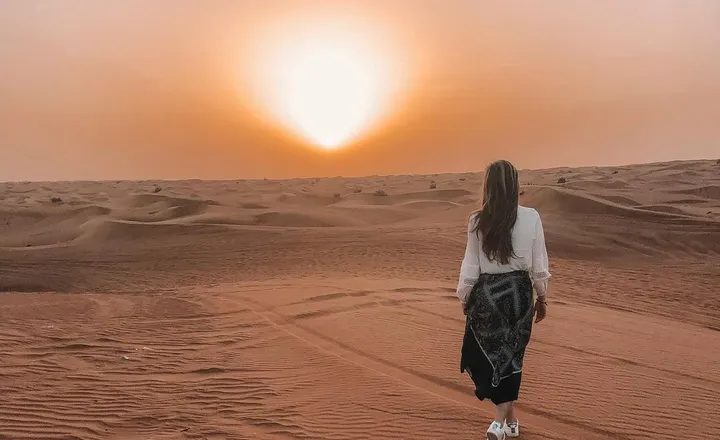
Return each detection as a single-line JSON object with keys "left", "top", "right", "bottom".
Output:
{"left": 0, "top": 160, "right": 719, "bottom": 440}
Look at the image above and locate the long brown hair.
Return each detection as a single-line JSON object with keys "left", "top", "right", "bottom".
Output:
{"left": 471, "top": 160, "right": 520, "bottom": 264}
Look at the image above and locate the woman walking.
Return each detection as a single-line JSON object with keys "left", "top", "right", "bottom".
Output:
{"left": 457, "top": 160, "right": 550, "bottom": 439}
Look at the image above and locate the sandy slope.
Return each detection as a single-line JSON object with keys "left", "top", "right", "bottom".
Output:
{"left": 0, "top": 160, "right": 719, "bottom": 439}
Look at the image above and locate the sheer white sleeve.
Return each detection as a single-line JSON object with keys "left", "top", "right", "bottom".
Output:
{"left": 456, "top": 217, "right": 480, "bottom": 303}
{"left": 530, "top": 212, "right": 551, "bottom": 297}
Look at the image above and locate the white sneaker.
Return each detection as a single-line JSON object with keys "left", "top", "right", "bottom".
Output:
{"left": 503, "top": 420, "right": 520, "bottom": 437}
{"left": 486, "top": 421, "right": 506, "bottom": 440}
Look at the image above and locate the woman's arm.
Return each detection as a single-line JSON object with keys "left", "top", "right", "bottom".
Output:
{"left": 530, "top": 212, "right": 551, "bottom": 298}
{"left": 456, "top": 216, "right": 480, "bottom": 303}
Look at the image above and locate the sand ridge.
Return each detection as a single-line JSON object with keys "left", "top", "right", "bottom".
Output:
{"left": 0, "top": 160, "right": 719, "bottom": 439}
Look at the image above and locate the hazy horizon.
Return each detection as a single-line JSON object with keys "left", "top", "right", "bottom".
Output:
{"left": 2, "top": 1, "right": 719, "bottom": 181}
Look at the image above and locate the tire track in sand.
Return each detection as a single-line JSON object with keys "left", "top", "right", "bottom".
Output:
{"left": 239, "top": 295, "right": 631, "bottom": 440}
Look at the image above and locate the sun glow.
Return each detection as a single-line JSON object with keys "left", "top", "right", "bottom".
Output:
{"left": 244, "top": 19, "right": 405, "bottom": 150}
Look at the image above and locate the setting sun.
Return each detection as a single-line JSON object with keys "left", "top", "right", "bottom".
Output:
{"left": 271, "top": 42, "right": 383, "bottom": 149}
{"left": 243, "top": 18, "right": 405, "bottom": 150}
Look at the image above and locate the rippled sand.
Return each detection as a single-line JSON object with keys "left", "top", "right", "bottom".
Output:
{"left": 1, "top": 159, "right": 719, "bottom": 439}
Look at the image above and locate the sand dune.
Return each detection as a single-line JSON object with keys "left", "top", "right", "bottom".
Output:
{"left": 522, "top": 185, "right": 708, "bottom": 221}
{"left": 116, "top": 194, "right": 220, "bottom": 223}
{"left": 669, "top": 184, "right": 720, "bottom": 200}
{"left": 0, "top": 160, "right": 719, "bottom": 439}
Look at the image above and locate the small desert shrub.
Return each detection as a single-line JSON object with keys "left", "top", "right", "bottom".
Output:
{"left": 50, "top": 197, "right": 63, "bottom": 204}
{"left": 557, "top": 177, "right": 567, "bottom": 184}
{"left": 353, "top": 187, "right": 362, "bottom": 193}
{"left": 153, "top": 185, "right": 162, "bottom": 193}
{"left": 716, "top": 159, "right": 720, "bottom": 165}
{"left": 459, "top": 177, "right": 466, "bottom": 181}
{"left": 612, "top": 170, "right": 619, "bottom": 175}
{"left": 429, "top": 181, "right": 437, "bottom": 189}
{"left": 374, "top": 189, "right": 388, "bottom": 197}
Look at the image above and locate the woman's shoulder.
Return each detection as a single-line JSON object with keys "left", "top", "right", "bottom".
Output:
{"left": 517, "top": 206, "right": 542, "bottom": 228}
{"left": 466, "top": 210, "right": 480, "bottom": 230}
{"left": 468, "top": 209, "right": 482, "bottom": 221}
{"left": 518, "top": 205, "right": 540, "bottom": 218}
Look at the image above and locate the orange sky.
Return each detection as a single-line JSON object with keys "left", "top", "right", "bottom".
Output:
{"left": 1, "top": 0, "right": 719, "bottom": 181}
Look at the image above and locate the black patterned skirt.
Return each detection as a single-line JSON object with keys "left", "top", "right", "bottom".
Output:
{"left": 460, "top": 270, "right": 534, "bottom": 405}
{"left": 461, "top": 319, "right": 523, "bottom": 404}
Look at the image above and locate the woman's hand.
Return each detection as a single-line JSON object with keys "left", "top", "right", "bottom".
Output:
{"left": 534, "top": 298, "right": 547, "bottom": 323}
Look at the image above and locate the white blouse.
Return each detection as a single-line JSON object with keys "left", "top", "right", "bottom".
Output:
{"left": 456, "top": 205, "right": 551, "bottom": 303}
